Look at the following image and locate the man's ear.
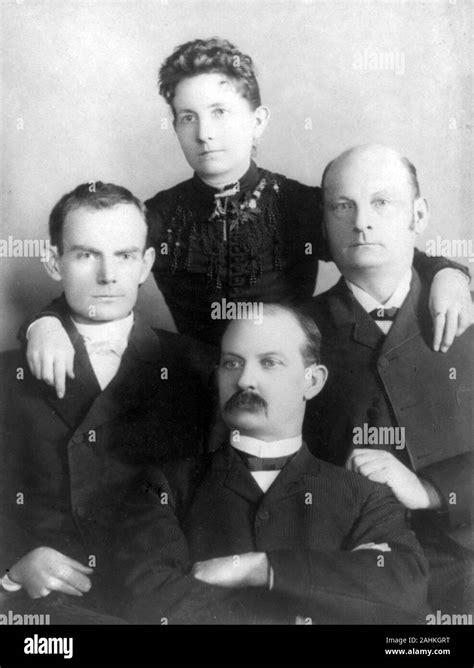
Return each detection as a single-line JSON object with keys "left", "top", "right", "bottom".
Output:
{"left": 138, "top": 246, "right": 156, "bottom": 286}
{"left": 321, "top": 211, "right": 328, "bottom": 242}
{"left": 412, "top": 197, "right": 429, "bottom": 235}
{"left": 43, "top": 246, "right": 63, "bottom": 282}
{"left": 304, "top": 363, "right": 328, "bottom": 401}
{"left": 253, "top": 105, "right": 270, "bottom": 141}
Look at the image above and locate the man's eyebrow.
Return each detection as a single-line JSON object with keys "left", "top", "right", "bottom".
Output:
{"left": 67, "top": 244, "right": 101, "bottom": 253}
{"left": 258, "top": 351, "right": 287, "bottom": 360}
{"left": 66, "top": 245, "right": 142, "bottom": 254}
{"left": 325, "top": 195, "right": 355, "bottom": 203}
{"left": 371, "top": 189, "right": 393, "bottom": 198}
{"left": 113, "top": 247, "right": 142, "bottom": 254}
{"left": 176, "top": 101, "right": 229, "bottom": 113}
{"left": 221, "top": 352, "right": 245, "bottom": 361}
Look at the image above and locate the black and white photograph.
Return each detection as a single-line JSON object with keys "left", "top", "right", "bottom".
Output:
{"left": 0, "top": 0, "right": 472, "bottom": 664}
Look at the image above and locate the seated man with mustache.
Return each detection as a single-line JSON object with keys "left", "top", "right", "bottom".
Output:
{"left": 119, "top": 303, "right": 429, "bottom": 624}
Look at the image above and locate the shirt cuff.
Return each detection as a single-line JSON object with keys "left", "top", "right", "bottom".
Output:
{"left": 26, "top": 314, "right": 62, "bottom": 340}
{"left": 1, "top": 573, "right": 22, "bottom": 592}
{"left": 435, "top": 267, "right": 470, "bottom": 283}
{"left": 268, "top": 564, "right": 274, "bottom": 591}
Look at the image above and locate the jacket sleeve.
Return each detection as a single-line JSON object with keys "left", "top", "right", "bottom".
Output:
{"left": 267, "top": 484, "right": 429, "bottom": 624}
{"left": 412, "top": 247, "right": 470, "bottom": 283}
{"left": 0, "top": 353, "right": 41, "bottom": 573}
{"left": 419, "top": 451, "right": 473, "bottom": 529}
{"left": 17, "top": 293, "right": 70, "bottom": 347}
{"left": 114, "top": 469, "right": 260, "bottom": 624}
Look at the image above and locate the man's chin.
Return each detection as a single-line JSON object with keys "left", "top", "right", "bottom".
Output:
{"left": 71, "top": 307, "right": 130, "bottom": 324}
{"left": 346, "top": 245, "right": 386, "bottom": 261}
{"left": 342, "top": 255, "right": 387, "bottom": 272}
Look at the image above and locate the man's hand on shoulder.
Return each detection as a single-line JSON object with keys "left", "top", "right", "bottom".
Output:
{"left": 346, "top": 448, "right": 443, "bottom": 510}
{"left": 191, "top": 552, "right": 269, "bottom": 588}
{"left": 430, "top": 269, "right": 473, "bottom": 352}
{"left": 26, "top": 317, "right": 75, "bottom": 398}
{"left": 8, "top": 547, "right": 93, "bottom": 599}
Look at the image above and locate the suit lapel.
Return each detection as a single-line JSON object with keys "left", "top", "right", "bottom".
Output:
{"left": 326, "top": 275, "right": 426, "bottom": 353}
{"left": 221, "top": 443, "right": 317, "bottom": 506}
{"left": 44, "top": 319, "right": 101, "bottom": 429}
{"left": 71, "top": 315, "right": 163, "bottom": 436}
{"left": 263, "top": 443, "right": 317, "bottom": 505}
{"left": 220, "top": 446, "right": 265, "bottom": 504}
{"left": 381, "top": 272, "right": 424, "bottom": 355}
{"left": 45, "top": 312, "right": 162, "bottom": 435}
{"left": 326, "top": 279, "right": 385, "bottom": 350}
{"left": 352, "top": 306, "right": 386, "bottom": 349}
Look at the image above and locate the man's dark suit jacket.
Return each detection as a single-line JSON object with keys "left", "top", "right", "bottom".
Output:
{"left": 118, "top": 442, "right": 429, "bottom": 625}
{"left": 303, "top": 271, "right": 472, "bottom": 552}
{"left": 0, "top": 312, "right": 217, "bottom": 613}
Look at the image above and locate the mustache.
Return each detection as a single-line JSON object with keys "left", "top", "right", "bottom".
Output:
{"left": 224, "top": 389, "right": 268, "bottom": 413}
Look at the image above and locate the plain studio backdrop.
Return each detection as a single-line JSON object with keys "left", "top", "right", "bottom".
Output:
{"left": 0, "top": 0, "right": 472, "bottom": 350}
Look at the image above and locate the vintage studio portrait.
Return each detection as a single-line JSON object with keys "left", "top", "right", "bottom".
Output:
{"left": 0, "top": 0, "right": 472, "bottom": 659}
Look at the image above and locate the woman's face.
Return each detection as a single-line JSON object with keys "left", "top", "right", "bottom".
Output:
{"left": 172, "top": 72, "right": 268, "bottom": 187}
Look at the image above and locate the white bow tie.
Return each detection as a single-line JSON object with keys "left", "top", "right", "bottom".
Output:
{"left": 82, "top": 338, "right": 128, "bottom": 357}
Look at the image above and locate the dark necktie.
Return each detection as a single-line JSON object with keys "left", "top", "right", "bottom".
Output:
{"left": 236, "top": 450, "right": 296, "bottom": 472}
{"left": 369, "top": 307, "right": 400, "bottom": 321}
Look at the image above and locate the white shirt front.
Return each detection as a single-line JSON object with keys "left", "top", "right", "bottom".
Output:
{"left": 345, "top": 270, "right": 412, "bottom": 334}
{"left": 72, "top": 313, "right": 134, "bottom": 389}
{"left": 231, "top": 434, "right": 302, "bottom": 493}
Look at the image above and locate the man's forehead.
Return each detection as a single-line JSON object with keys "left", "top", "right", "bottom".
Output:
{"left": 65, "top": 203, "right": 144, "bottom": 223}
{"left": 325, "top": 157, "right": 410, "bottom": 195}
{"left": 62, "top": 204, "right": 146, "bottom": 244}
{"left": 222, "top": 314, "right": 305, "bottom": 352}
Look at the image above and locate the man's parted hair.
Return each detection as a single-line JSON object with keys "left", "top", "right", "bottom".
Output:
{"left": 49, "top": 182, "right": 150, "bottom": 254}
{"left": 159, "top": 37, "right": 261, "bottom": 115}
{"left": 263, "top": 303, "right": 322, "bottom": 366}
{"left": 222, "top": 302, "right": 323, "bottom": 367}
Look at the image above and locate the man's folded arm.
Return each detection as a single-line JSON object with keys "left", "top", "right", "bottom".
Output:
{"left": 114, "top": 471, "right": 257, "bottom": 624}
{"left": 267, "top": 485, "right": 429, "bottom": 621}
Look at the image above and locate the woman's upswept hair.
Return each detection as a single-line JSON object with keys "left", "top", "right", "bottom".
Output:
{"left": 159, "top": 37, "right": 261, "bottom": 114}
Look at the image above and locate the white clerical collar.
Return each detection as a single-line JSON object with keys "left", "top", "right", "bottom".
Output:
{"left": 345, "top": 269, "right": 412, "bottom": 314}
{"left": 71, "top": 312, "right": 134, "bottom": 343}
{"left": 230, "top": 434, "right": 302, "bottom": 458}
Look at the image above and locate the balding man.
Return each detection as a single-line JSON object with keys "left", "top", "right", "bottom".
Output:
{"left": 303, "top": 144, "right": 473, "bottom": 615}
